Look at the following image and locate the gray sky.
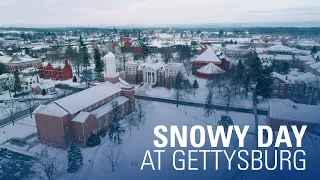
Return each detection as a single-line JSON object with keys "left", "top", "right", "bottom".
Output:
{"left": 0, "top": 0, "right": 320, "bottom": 26}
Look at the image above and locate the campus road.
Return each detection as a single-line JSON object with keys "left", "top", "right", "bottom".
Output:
{"left": 135, "top": 95, "right": 268, "bottom": 115}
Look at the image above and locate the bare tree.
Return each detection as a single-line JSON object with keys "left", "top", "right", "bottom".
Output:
{"left": 33, "top": 145, "right": 68, "bottom": 180}
{"left": 183, "top": 61, "right": 192, "bottom": 77}
{"left": 125, "top": 114, "right": 136, "bottom": 137}
{"left": 217, "top": 80, "right": 239, "bottom": 114}
{"left": 23, "top": 94, "right": 40, "bottom": 118}
{"left": 120, "top": 53, "right": 127, "bottom": 71}
{"left": 206, "top": 73, "right": 227, "bottom": 92}
{"left": 133, "top": 99, "right": 152, "bottom": 130}
{"left": 171, "top": 72, "right": 188, "bottom": 107}
{"left": 0, "top": 98, "right": 21, "bottom": 125}
{"left": 104, "top": 144, "right": 123, "bottom": 172}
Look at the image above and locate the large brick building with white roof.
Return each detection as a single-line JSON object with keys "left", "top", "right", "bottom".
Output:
{"left": 33, "top": 80, "right": 135, "bottom": 148}
{"left": 268, "top": 100, "right": 320, "bottom": 134}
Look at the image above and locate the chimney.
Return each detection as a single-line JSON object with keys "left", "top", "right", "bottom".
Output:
{"left": 64, "top": 60, "right": 68, "bottom": 64}
{"left": 285, "top": 76, "right": 288, "bottom": 80}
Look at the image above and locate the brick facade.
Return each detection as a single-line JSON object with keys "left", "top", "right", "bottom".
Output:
{"left": 39, "top": 60, "right": 73, "bottom": 80}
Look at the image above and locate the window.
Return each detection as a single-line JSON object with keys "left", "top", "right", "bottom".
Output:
{"left": 285, "top": 121, "right": 291, "bottom": 125}
{"left": 79, "top": 136, "right": 82, "bottom": 140}
{"left": 97, "top": 119, "right": 101, "bottom": 129}
{"left": 280, "top": 90, "right": 283, "bottom": 95}
{"left": 104, "top": 115, "right": 108, "bottom": 126}
{"left": 288, "top": 85, "right": 292, "bottom": 89}
{"left": 280, "top": 84, "right": 284, "bottom": 89}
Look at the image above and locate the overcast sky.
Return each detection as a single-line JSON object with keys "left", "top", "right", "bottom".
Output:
{"left": 0, "top": 0, "right": 320, "bottom": 26}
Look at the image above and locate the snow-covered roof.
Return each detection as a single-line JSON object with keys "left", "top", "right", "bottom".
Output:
{"left": 90, "top": 96, "right": 129, "bottom": 118}
{"left": 54, "top": 82, "right": 121, "bottom": 114}
{"left": 272, "top": 71, "right": 317, "bottom": 84}
{"left": 267, "top": 44, "right": 294, "bottom": 52}
{"left": 103, "top": 52, "right": 115, "bottom": 59}
{"left": 196, "top": 63, "right": 225, "bottom": 74}
{"left": 138, "top": 62, "right": 164, "bottom": 71}
{"left": 295, "top": 55, "right": 314, "bottom": 62}
{"left": 309, "top": 61, "right": 320, "bottom": 69}
{"left": 20, "top": 67, "right": 39, "bottom": 74}
{"left": 8, "top": 54, "right": 41, "bottom": 64}
{"left": 72, "top": 111, "right": 91, "bottom": 123}
{"left": 33, "top": 103, "right": 69, "bottom": 117}
{"left": 274, "top": 54, "right": 293, "bottom": 61}
{"left": 117, "top": 77, "right": 133, "bottom": 89}
{"left": 0, "top": 55, "right": 11, "bottom": 64}
{"left": 269, "top": 101, "right": 320, "bottom": 124}
{"left": 272, "top": 72, "right": 289, "bottom": 83}
{"left": 193, "top": 48, "right": 221, "bottom": 63}
{"left": 31, "top": 82, "right": 55, "bottom": 90}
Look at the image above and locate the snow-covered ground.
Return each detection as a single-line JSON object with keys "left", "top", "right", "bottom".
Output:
{"left": 0, "top": 115, "right": 36, "bottom": 145}
{"left": 86, "top": 101, "right": 264, "bottom": 180}
{"left": 1, "top": 101, "right": 319, "bottom": 180}
{"left": 0, "top": 101, "right": 264, "bottom": 179}
{"left": 136, "top": 75, "right": 271, "bottom": 109}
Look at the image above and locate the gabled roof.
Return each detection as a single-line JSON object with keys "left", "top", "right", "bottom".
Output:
{"left": 193, "top": 47, "right": 221, "bottom": 63}
{"left": 196, "top": 63, "right": 225, "bottom": 74}
{"left": 54, "top": 82, "right": 121, "bottom": 114}
{"left": 33, "top": 103, "right": 69, "bottom": 117}
{"left": 72, "top": 111, "right": 91, "bottom": 123}
{"left": 90, "top": 96, "right": 129, "bottom": 118}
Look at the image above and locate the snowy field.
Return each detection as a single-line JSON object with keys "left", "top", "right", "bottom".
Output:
{"left": 1, "top": 101, "right": 319, "bottom": 180}
{"left": 0, "top": 101, "right": 264, "bottom": 180}
{"left": 85, "top": 101, "right": 265, "bottom": 180}
{"left": 136, "top": 75, "right": 271, "bottom": 109}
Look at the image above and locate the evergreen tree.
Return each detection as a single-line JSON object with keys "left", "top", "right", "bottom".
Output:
{"left": 235, "top": 60, "right": 245, "bottom": 90}
{"left": 218, "top": 115, "right": 234, "bottom": 132}
{"left": 256, "top": 66, "right": 274, "bottom": 100}
{"left": 0, "top": 63, "right": 8, "bottom": 75}
{"left": 67, "top": 142, "right": 83, "bottom": 173}
{"left": 42, "top": 88, "right": 46, "bottom": 96}
{"left": 94, "top": 48, "right": 104, "bottom": 73}
{"left": 79, "top": 36, "right": 90, "bottom": 68}
{"left": 95, "top": 72, "right": 104, "bottom": 82}
{"left": 13, "top": 70, "right": 21, "bottom": 95}
{"left": 281, "top": 62, "right": 290, "bottom": 74}
{"left": 108, "top": 101, "right": 125, "bottom": 144}
{"left": 73, "top": 75, "right": 77, "bottom": 82}
{"left": 192, "top": 79, "right": 199, "bottom": 96}
{"left": 80, "top": 69, "right": 93, "bottom": 87}
{"left": 204, "top": 90, "right": 214, "bottom": 117}
{"left": 311, "top": 45, "right": 318, "bottom": 54}
{"left": 219, "top": 30, "right": 224, "bottom": 37}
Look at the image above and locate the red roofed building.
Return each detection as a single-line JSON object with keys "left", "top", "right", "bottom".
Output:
{"left": 39, "top": 60, "right": 73, "bottom": 80}
{"left": 192, "top": 48, "right": 230, "bottom": 79}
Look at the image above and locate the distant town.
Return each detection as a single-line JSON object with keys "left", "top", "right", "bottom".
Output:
{"left": 0, "top": 26, "right": 319, "bottom": 180}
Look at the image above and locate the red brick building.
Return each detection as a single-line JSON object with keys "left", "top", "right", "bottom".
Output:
{"left": 33, "top": 81, "right": 135, "bottom": 148}
{"left": 124, "top": 33, "right": 130, "bottom": 48}
{"left": 39, "top": 60, "right": 73, "bottom": 80}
